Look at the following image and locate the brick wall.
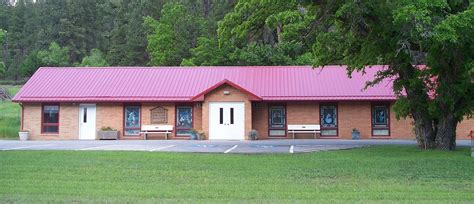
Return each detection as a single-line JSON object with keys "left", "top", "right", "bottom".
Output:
{"left": 21, "top": 100, "right": 473, "bottom": 140}
{"left": 96, "top": 103, "right": 124, "bottom": 139}
{"left": 22, "top": 103, "right": 78, "bottom": 140}
{"left": 389, "top": 104, "right": 415, "bottom": 139}
{"left": 338, "top": 101, "right": 372, "bottom": 139}
{"left": 252, "top": 101, "right": 425, "bottom": 139}
{"left": 141, "top": 103, "right": 177, "bottom": 139}
{"left": 202, "top": 84, "right": 252, "bottom": 139}
{"left": 457, "top": 117, "right": 474, "bottom": 139}
{"left": 252, "top": 102, "right": 268, "bottom": 139}
{"left": 287, "top": 102, "right": 321, "bottom": 139}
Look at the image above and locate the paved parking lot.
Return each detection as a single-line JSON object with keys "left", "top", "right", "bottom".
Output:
{"left": 0, "top": 139, "right": 470, "bottom": 154}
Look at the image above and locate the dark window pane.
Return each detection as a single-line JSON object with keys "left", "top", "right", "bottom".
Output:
{"left": 43, "top": 105, "right": 59, "bottom": 123}
{"left": 230, "top": 108, "right": 234, "bottom": 124}
{"left": 83, "top": 107, "right": 87, "bottom": 123}
{"left": 176, "top": 106, "right": 192, "bottom": 128}
{"left": 219, "top": 108, "right": 223, "bottom": 124}
{"left": 125, "top": 106, "right": 140, "bottom": 129}
{"left": 43, "top": 125, "right": 58, "bottom": 133}
{"left": 125, "top": 130, "right": 140, "bottom": 135}
{"left": 269, "top": 130, "right": 285, "bottom": 136}
{"left": 177, "top": 130, "right": 191, "bottom": 135}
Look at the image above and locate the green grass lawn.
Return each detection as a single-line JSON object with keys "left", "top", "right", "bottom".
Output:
{"left": 0, "top": 86, "right": 21, "bottom": 139}
{"left": 0, "top": 146, "right": 472, "bottom": 203}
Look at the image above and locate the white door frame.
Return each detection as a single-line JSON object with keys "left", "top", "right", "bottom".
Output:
{"left": 78, "top": 104, "right": 97, "bottom": 140}
{"left": 209, "top": 102, "right": 245, "bottom": 140}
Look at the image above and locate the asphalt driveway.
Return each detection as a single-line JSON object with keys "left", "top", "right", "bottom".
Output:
{"left": 0, "top": 139, "right": 471, "bottom": 154}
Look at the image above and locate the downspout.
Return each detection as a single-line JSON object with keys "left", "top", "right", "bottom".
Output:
{"left": 19, "top": 103, "right": 24, "bottom": 131}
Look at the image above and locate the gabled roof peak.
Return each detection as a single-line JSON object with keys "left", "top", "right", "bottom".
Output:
{"left": 191, "top": 79, "right": 262, "bottom": 101}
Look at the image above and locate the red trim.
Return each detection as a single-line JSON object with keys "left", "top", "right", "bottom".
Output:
{"left": 191, "top": 79, "right": 262, "bottom": 101}
{"left": 123, "top": 103, "right": 142, "bottom": 137}
{"left": 41, "top": 103, "right": 60, "bottom": 134}
{"left": 175, "top": 104, "right": 194, "bottom": 138}
{"left": 268, "top": 104, "right": 287, "bottom": 138}
{"left": 371, "top": 103, "right": 391, "bottom": 137}
{"left": 319, "top": 103, "right": 339, "bottom": 137}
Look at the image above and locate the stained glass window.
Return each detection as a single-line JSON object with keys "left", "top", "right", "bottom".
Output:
{"left": 320, "top": 105, "right": 337, "bottom": 136}
{"left": 124, "top": 106, "right": 140, "bottom": 136}
{"left": 269, "top": 106, "right": 286, "bottom": 137}
{"left": 373, "top": 107, "right": 388, "bottom": 126}
{"left": 176, "top": 106, "right": 193, "bottom": 135}
{"left": 372, "top": 105, "right": 390, "bottom": 136}
{"left": 320, "top": 105, "right": 337, "bottom": 127}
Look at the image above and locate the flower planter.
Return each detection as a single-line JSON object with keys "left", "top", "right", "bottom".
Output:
{"left": 18, "top": 131, "right": 29, "bottom": 141}
{"left": 249, "top": 130, "right": 258, "bottom": 140}
{"left": 351, "top": 131, "right": 360, "bottom": 140}
{"left": 97, "top": 131, "right": 119, "bottom": 140}
{"left": 190, "top": 133, "right": 198, "bottom": 140}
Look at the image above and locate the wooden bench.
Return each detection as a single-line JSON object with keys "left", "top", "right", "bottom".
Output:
{"left": 140, "top": 125, "right": 173, "bottom": 140}
{"left": 287, "top": 124, "right": 321, "bottom": 139}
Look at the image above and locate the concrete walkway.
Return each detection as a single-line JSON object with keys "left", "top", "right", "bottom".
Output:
{"left": 0, "top": 139, "right": 471, "bottom": 154}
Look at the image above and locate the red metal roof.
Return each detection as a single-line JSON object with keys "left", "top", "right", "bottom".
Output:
{"left": 13, "top": 66, "right": 397, "bottom": 102}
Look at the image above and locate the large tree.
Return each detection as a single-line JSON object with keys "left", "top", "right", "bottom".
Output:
{"left": 144, "top": 2, "right": 205, "bottom": 66}
{"left": 312, "top": 0, "right": 473, "bottom": 150}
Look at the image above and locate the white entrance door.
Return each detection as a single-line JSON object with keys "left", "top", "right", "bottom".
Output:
{"left": 209, "top": 102, "right": 245, "bottom": 140}
{"left": 79, "top": 104, "right": 96, "bottom": 140}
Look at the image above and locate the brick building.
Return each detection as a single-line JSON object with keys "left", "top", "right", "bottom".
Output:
{"left": 12, "top": 66, "right": 473, "bottom": 140}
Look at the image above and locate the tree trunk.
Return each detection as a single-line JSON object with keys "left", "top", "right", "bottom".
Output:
{"left": 411, "top": 110, "right": 436, "bottom": 149}
{"left": 396, "top": 64, "right": 436, "bottom": 149}
{"left": 435, "top": 111, "right": 458, "bottom": 150}
{"left": 276, "top": 23, "right": 282, "bottom": 44}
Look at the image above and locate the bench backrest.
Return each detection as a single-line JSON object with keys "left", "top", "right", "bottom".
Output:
{"left": 141, "top": 125, "right": 173, "bottom": 131}
{"left": 288, "top": 124, "right": 320, "bottom": 131}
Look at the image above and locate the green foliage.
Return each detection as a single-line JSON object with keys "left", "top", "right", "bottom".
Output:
{"left": 37, "top": 42, "right": 69, "bottom": 67}
{"left": 0, "top": 1, "right": 234, "bottom": 79}
{"left": 212, "top": 0, "right": 317, "bottom": 66}
{"left": 144, "top": 16, "right": 177, "bottom": 66}
{"left": 20, "top": 51, "right": 43, "bottom": 77}
{"left": 0, "top": 29, "right": 5, "bottom": 44}
{"left": 145, "top": 2, "right": 205, "bottom": 66}
{"left": 0, "top": 62, "right": 5, "bottom": 77}
{"left": 183, "top": 37, "right": 231, "bottom": 66}
{"left": 427, "top": 7, "right": 474, "bottom": 120}
{"left": 79, "top": 49, "right": 109, "bottom": 67}
{"left": 312, "top": 0, "right": 473, "bottom": 149}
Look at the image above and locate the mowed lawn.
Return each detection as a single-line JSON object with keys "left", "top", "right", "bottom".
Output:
{"left": 0, "top": 86, "right": 21, "bottom": 139}
{"left": 0, "top": 146, "right": 472, "bottom": 203}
